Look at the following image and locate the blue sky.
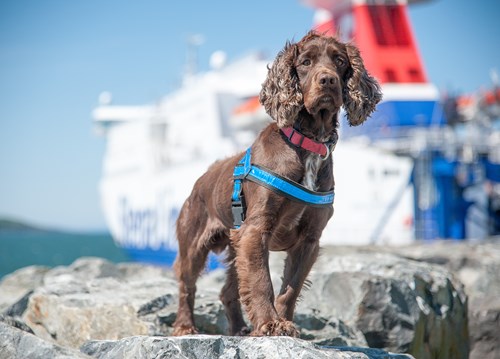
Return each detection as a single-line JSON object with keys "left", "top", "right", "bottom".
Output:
{"left": 0, "top": 0, "right": 499, "bottom": 231}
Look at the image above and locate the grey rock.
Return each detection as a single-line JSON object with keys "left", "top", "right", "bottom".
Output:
{"left": 0, "top": 321, "right": 88, "bottom": 359}
{"left": 17, "top": 253, "right": 468, "bottom": 359}
{"left": 0, "top": 265, "right": 49, "bottom": 312}
{"left": 11, "top": 256, "right": 367, "bottom": 350}
{"left": 286, "top": 252, "right": 469, "bottom": 359}
{"left": 137, "top": 294, "right": 174, "bottom": 316}
{"left": 80, "top": 335, "right": 413, "bottom": 359}
{"left": 324, "top": 240, "right": 500, "bottom": 359}
{"left": 376, "top": 240, "right": 500, "bottom": 303}
{"left": 384, "top": 240, "right": 500, "bottom": 359}
{"left": 23, "top": 258, "right": 177, "bottom": 348}
{"left": 468, "top": 295, "right": 500, "bottom": 359}
{"left": 0, "top": 314, "right": 34, "bottom": 334}
{"left": 3, "top": 290, "right": 33, "bottom": 317}
{"left": 3, "top": 240, "right": 488, "bottom": 359}
{"left": 296, "top": 311, "right": 366, "bottom": 347}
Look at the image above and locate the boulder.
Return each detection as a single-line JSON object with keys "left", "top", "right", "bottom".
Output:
{"left": 22, "top": 257, "right": 177, "bottom": 348}
{"left": 328, "top": 240, "right": 500, "bottom": 359}
{"left": 468, "top": 296, "right": 500, "bottom": 359}
{"left": 80, "top": 334, "right": 413, "bottom": 359}
{"left": 365, "top": 240, "right": 500, "bottom": 303}
{"left": 0, "top": 265, "right": 49, "bottom": 312}
{"left": 3, "top": 251, "right": 466, "bottom": 359}
{"left": 272, "top": 251, "right": 469, "bottom": 359}
{"left": 397, "top": 240, "right": 500, "bottom": 359}
{"left": 0, "top": 321, "right": 88, "bottom": 359}
{"left": 0, "top": 314, "right": 34, "bottom": 334}
{"left": 0, "top": 312, "right": 411, "bottom": 359}
{"left": 11, "top": 257, "right": 366, "bottom": 349}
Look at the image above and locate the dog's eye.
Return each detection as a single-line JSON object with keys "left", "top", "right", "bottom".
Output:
{"left": 335, "top": 57, "right": 345, "bottom": 67}
{"left": 302, "top": 59, "right": 311, "bottom": 66}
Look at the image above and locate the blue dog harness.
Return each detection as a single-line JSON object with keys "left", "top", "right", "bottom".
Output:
{"left": 231, "top": 147, "right": 335, "bottom": 229}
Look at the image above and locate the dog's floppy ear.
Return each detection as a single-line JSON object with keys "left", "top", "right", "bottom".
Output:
{"left": 343, "top": 43, "right": 382, "bottom": 126}
{"left": 259, "top": 41, "right": 303, "bottom": 128}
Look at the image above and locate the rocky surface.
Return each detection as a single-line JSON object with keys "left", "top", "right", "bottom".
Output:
{"left": 1, "top": 240, "right": 498, "bottom": 358}
{"left": 0, "top": 257, "right": 367, "bottom": 350}
{"left": 81, "top": 335, "right": 412, "bottom": 359}
{"left": 276, "top": 252, "right": 468, "bottom": 359}
{"left": 0, "top": 321, "right": 88, "bottom": 359}
{"left": 0, "top": 319, "right": 411, "bottom": 359}
{"left": 324, "top": 240, "right": 500, "bottom": 359}
{"left": 0, "top": 265, "right": 49, "bottom": 313}
{"left": 402, "top": 241, "right": 500, "bottom": 359}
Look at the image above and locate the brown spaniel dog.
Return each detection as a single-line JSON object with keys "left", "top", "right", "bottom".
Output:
{"left": 173, "top": 31, "right": 382, "bottom": 337}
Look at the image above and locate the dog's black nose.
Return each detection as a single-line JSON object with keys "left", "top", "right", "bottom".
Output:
{"left": 318, "top": 73, "right": 337, "bottom": 88}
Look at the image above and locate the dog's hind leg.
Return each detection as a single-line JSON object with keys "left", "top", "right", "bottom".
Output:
{"left": 220, "top": 246, "right": 250, "bottom": 335}
{"left": 172, "top": 245, "right": 209, "bottom": 336}
{"left": 172, "top": 199, "right": 210, "bottom": 336}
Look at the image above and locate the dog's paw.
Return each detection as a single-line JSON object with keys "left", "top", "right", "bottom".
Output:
{"left": 235, "top": 326, "right": 252, "bottom": 336}
{"left": 252, "top": 319, "right": 299, "bottom": 337}
{"left": 172, "top": 325, "right": 198, "bottom": 336}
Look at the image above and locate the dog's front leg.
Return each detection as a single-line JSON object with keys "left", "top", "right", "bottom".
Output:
{"left": 233, "top": 225, "right": 299, "bottom": 337}
{"left": 275, "top": 238, "right": 320, "bottom": 321}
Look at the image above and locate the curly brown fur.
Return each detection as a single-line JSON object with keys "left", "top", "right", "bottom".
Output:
{"left": 343, "top": 43, "right": 383, "bottom": 126}
{"left": 172, "top": 31, "right": 381, "bottom": 337}
{"left": 259, "top": 41, "right": 303, "bottom": 128}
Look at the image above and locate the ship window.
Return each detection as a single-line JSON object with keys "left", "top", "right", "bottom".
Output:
{"left": 368, "top": 5, "right": 411, "bottom": 47}
{"left": 408, "top": 68, "right": 422, "bottom": 82}
{"left": 385, "top": 69, "right": 397, "bottom": 82}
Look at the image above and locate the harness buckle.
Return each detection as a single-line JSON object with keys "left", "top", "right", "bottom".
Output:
{"left": 231, "top": 197, "right": 246, "bottom": 228}
{"left": 233, "top": 163, "right": 245, "bottom": 179}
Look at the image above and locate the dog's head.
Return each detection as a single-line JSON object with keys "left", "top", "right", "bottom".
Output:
{"left": 259, "top": 31, "right": 382, "bottom": 128}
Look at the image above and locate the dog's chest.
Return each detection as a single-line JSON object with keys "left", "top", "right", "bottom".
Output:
{"left": 302, "top": 154, "right": 322, "bottom": 191}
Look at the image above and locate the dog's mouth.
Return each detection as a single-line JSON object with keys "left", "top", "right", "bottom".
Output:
{"left": 318, "top": 96, "right": 334, "bottom": 104}
{"left": 322, "top": 95, "right": 340, "bottom": 108}
{"left": 310, "top": 94, "right": 341, "bottom": 115}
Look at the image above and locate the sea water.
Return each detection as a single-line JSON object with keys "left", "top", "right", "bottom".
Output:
{"left": 0, "top": 230, "right": 130, "bottom": 279}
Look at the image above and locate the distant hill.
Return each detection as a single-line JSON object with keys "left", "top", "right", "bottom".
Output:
{"left": 0, "top": 218, "right": 44, "bottom": 231}
{"left": 0, "top": 218, "right": 108, "bottom": 235}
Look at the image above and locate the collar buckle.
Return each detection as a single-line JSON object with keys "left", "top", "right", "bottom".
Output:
{"left": 287, "top": 129, "right": 305, "bottom": 148}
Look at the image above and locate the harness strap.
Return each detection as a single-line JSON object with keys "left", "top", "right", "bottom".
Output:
{"left": 231, "top": 148, "right": 252, "bottom": 228}
{"left": 231, "top": 147, "right": 334, "bottom": 229}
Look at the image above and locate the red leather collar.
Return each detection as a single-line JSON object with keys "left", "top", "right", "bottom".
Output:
{"left": 280, "top": 127, "right": 336, "bottom": 159}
